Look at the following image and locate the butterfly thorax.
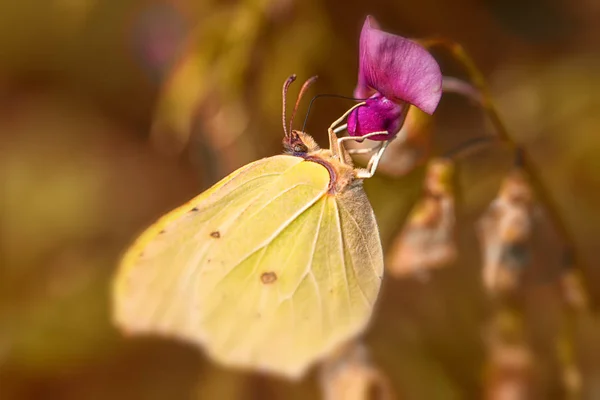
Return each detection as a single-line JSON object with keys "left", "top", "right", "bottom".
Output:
{"left": 283, "top": 130, "right": 357, "bottom": 194}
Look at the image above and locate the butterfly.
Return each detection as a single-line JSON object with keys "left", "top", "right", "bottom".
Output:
{"left": 112, "top": 75, "right": 387, "bottom": 379}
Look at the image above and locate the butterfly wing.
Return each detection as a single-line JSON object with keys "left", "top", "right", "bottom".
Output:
{"left": 113, "top": 155, "right": 383, "bottom": 378}
{"left": 303, "top": 182, "right": 383, "bottom": 371}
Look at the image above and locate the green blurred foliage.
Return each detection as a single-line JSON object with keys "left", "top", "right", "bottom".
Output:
{"left": 1, "top": 0, "right": 599, "bottom": 399}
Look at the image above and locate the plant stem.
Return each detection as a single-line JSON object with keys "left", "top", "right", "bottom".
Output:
{"left": 420, "top": 38, "right": 588, "bottom": 399}
{"left": 420, "top": 38, "right": 590, "bottom": 311}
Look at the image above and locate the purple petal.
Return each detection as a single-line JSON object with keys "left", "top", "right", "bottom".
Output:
{"left": 347, "top": 94, "right": 407, "bottom": 141}
{"left": 354, "top": 16, "right": 442, "bottom": 114}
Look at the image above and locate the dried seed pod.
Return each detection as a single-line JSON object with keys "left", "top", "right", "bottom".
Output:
{"left": 483, "top": 311, "right": 534, "bottom": 400}
{"left": 386, "top": 158, "right": 456, "bottom": 278}
{"left": 319, "top": 342, "right": 394, "bottom": 400}
{"left": 559, "top": 270, "right": 589, "bottom": 311}
{"left": 477, "top": 169, "right": 536, "bottom": 296}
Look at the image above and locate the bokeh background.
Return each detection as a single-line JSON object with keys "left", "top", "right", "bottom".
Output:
{"left": 1, "top": 0, "right": 599, "bottom": 399}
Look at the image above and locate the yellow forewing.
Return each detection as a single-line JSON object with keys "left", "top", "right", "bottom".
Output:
{"left": 113, "top": 155, "right": 383, "bottom": 378}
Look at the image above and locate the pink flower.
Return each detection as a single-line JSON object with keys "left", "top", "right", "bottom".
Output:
{"left": 347, "top": 16, "right": 443, "bottom": 140}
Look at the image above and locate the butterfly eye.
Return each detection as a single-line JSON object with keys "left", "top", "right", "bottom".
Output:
{"left": 294, "top": 143, "right": 308, "bottom": 153}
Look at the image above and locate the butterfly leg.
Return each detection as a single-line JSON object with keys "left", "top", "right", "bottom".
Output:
{"left": 347, "top": 142, "right": 383, "bottom": 155}
{"left": 328, "top": 102, "right": 366, "bottom": 133}
{"left": 328, "top": 126, "right": 345, "bottom": 162}
{"left": 334, "top": 131, "right": 389, "bottom": 176}
{"left": 333, "top": 124, "right": 347, "bottom": 135}
{"left": 327, "top": 102, "right": 366, "bottom": 161}
{"left": 336, "top": 131, "right": 389, "bottom": 148}
{"left": 355, "top": 140, "right": 391, "bottom": 179}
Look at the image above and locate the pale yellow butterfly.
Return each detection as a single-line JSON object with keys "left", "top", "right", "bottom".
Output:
{"left": 112, "top": 75, "right": 387, "bottom": 379}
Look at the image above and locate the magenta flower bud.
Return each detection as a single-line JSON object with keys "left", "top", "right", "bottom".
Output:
{"left": 347, "top": 94, "right": 407, "bottom": 140}
{"left": 349, "top": 16, "right": 443, "bottom": 141}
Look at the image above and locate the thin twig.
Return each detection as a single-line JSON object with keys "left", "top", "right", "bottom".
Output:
{"left": 420, "top": 38, "right": 590, "bottom": 311}
{"left": 420, "top": 38, "right": 588, "bottom": 399}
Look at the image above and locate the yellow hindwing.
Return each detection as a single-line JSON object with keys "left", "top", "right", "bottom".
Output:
{"left": 113, "top": 155, "right": 383, "bottom": 378}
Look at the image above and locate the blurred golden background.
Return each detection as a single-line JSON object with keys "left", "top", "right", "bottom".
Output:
{"left": 1, "top": 0, "right": 599, "bottom": 398}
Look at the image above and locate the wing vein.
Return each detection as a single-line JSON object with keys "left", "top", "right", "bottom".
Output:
{"left": 339, "top": 203, "right": 378, "bottom": 276}
{"left": 184, "top": 188, "right": 269, "bottom": 313}
{"left": 241, "top": 180, "right": 316, "bottom": 227}
{"left": 205, "top": 185, "right": 326, "bottom": 293}
{"left": 280, "top": 199, "right": 326, "bottom": 301}
{"left": 308, "top": 271, "right": 324, "bottom": 336}
{"left": 332, "top": 200, "right": 352, "bottom": 313}
{"left": 344, "top": 242, "right": 372, "bottom": 307}
{"left": 196, "top": 171, "right": 284, "bottom": 214}
{"left": 307, "top": 200, "right": 326, "bottom": 336}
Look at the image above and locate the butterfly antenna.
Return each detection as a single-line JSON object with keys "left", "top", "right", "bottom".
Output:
{"left": 289, "top": 76, "right": 318, "bottom": 133}
{"left": 301, "top": 94, "right": 369, "bottom": 132}
{"left": 282, "top": 74, "right": 297, "bottom": 137}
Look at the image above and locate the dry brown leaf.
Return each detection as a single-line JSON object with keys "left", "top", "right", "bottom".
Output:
{"left": 319, "top": 342, "right": 394, "bottom": 400}
{"left": 386, "top": 158, "right": 456, "bottom": 279}
{"left": 477, "top": 169, "right": 537, "bottom": 296}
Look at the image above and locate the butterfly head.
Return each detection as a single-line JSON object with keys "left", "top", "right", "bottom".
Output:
{"left": 283, "top": 129, "right": 320, "bottom": 156}
{"left": 281, "top": 75, "right": 320, "bottom": 157}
